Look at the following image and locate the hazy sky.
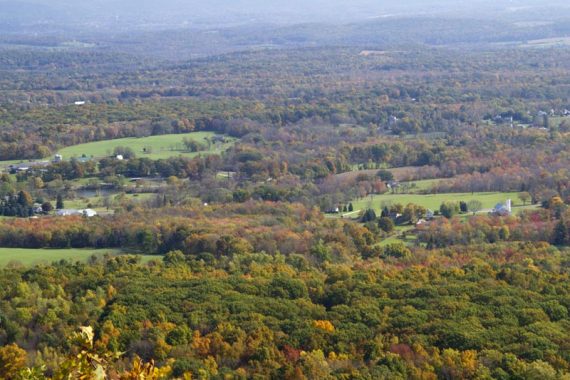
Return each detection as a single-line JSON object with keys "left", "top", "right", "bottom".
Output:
{"left": 2, "top": 0, "right": 570, "bottom": 30}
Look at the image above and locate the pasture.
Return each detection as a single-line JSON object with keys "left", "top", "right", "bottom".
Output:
{"left": 349, "top": 191, "right": 521, "bottom": 214}
{"left": 0, "top": 248, "right": 160, "bottom": 267}
{"left": 62, "top": 192, "right": 156, "bottom": 212}
{"left": 0, "top": 248, "right": 122, "bottom": 267}
{"left": 400, "top": 179, "right": 444, "bottom": 193}
{"left": 56, "top": 132, "right": 235, "bottom": 160}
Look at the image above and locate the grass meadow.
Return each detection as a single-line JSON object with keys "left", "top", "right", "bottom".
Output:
{"left": 0, "top": 248, "right": 159, "bottom": 267}
{"left": 56, "top": 132, "right": 235, "bottom": 160}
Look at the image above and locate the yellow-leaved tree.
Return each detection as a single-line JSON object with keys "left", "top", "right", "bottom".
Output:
{"left": 14, "top": 326, "right": 171, "bottom": 380}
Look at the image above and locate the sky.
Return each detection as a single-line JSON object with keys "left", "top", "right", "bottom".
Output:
{"left": 2, "top": 0, "right": 570, "bottom": 30}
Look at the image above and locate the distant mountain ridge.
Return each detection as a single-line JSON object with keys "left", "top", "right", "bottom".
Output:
{"left": 2, "top": 0, "right": 570, "bottom": 31}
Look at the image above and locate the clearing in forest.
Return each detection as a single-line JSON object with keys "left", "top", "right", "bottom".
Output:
{"left": 57, "top": 132, "right": 235, "bottom": 160}
{"left": 349, "top": 191, "right": 522, "bottom": 214}
{"left": 0, "top": 248, "right": 156, "bottom": 267}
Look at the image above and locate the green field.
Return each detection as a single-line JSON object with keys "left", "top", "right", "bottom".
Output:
{"left": 400, "top": 179, "right": 443, "bottom": 193}
{"left": 350, "top": 191, "right": 521, "bottom": 214}
{"left": 0, "top": 248, "right": 159, "bottom": 267}
{"left": 56, "top": 132, "right": 235, "bottom": 160}
{"left": 63, "top": 193, "right": 156, "bottom": 212}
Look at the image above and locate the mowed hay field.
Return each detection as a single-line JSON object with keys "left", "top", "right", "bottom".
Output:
{"left": 350, "top": 191, "right": 521, "bottom": 213}
{"left": 0, "top": 248, "right": 158, "bottom": 267}
{"left": 57, "top": 132, "right": 235, "bottom": 160}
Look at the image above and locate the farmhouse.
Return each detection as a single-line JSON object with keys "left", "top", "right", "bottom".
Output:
{"left": 416, "top": 218, "right": 428, "bottom": 226}
{"left": 9, "top": 164, "right": 30, "bottom": 174}
{"left": 492, "top": 199, "right": 512, "bottom": 216}
{"left": 8, "top": 161, "right": 50, "bottom": 174}
{"left": 33, "top": 203, "right": 44, "bottom": 214}
{"left": 387, "top": 181, "right": 400, "bottom": 190}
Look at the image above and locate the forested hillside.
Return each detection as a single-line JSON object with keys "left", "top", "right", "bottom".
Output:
{"left": 1, "top": 5, "right": 570, "bottom": 378}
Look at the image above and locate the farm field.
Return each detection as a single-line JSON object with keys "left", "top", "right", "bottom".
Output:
{"left": 349, "top": 191, "right": 521, "bottom": 214}
{"left": 62, "top": 192, "right": 156, "bottom": 210}
{"left": 400, "top": 178, "right": 444, "bottom": 193}
{"left": 56, "top": 132, "right": 236, "bottom": 160}
{"left": 0, "top": 159, "right": 35, "bottom": 167}
{"left": 0, "top": 248, "right": 158, "bottom": 267}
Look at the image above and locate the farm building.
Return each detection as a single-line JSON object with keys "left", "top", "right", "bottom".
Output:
{"left": 56, "top": 209, "right": 98, "bottom": 217}
{"left": 492, "top": 199, "right": 512, "bottom": 216}
{"left": 8, "top": 161, "right": 50, "bottom": 174}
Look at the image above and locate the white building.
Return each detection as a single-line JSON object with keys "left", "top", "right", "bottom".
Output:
{"left": 56, "top": 209, "right": 98, "bottom": 217}
{"left": 492, "top": 199, "right": 512, "bottom": 216}
{"left": 82, "top": 209, "right": 98, "bottom": 217}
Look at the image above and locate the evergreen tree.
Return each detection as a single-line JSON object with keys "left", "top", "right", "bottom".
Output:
{"left": 361, "top": 208, "right": 377, "bottom": 223}
{"left": 56, "top": 194, "right": 65, "bottom": 210}
{"left": 376, "top": 169, "right": 394, "bottom": 181}
{"left": 552, "top": 219, "right": 568, "bottom": 246}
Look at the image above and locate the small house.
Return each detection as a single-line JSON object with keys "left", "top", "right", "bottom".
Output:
{"left": 57, "top": 209, "right": 80, "bottom": 217}
{"left": 492, "top": 199, "right": 512, "bottom": 216}
{"left": 8, "top": 161, "right": 50, "bottom": 174}
{"left": 9, "top": 164, "right": 30, "bottom": 174}
{"left": 387, "top": 181, "right": 400, "bottom": 190}
{"left": 81, "top": 209, "right": 98, "bottom": 218}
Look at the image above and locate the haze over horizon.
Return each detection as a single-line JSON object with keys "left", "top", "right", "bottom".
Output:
{"left": 2, "top": 0, "right": 570, "bottom": 377}
{"left": 2, "top": 0, "right": 570, "bottom": 31}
